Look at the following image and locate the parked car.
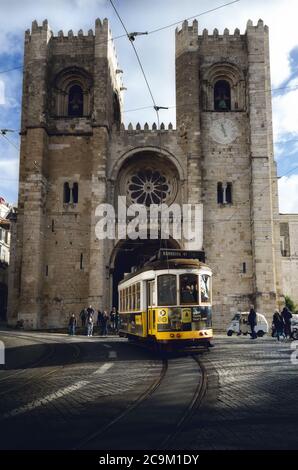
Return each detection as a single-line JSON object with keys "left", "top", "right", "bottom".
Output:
{"left": 227, "top": 312, "right": 269, "bottom": 337}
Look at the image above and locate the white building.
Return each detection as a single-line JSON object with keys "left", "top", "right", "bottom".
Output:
{"left": 0, "top": 197, "right": 11, "bottom": 264}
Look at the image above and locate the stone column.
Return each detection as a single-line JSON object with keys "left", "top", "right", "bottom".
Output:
{"left": 175, "top": 20, "right": 203, "bottom": 250}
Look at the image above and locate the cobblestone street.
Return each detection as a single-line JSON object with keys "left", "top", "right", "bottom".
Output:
{"left": 0, "top": 330, "right": 298, "bottom": 450}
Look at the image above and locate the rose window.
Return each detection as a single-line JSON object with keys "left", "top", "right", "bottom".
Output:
{"left": 126, "top": 169, "right": 173, "bottom": 206}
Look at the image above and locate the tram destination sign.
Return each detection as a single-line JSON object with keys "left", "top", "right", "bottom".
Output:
{"left": 158, "top": 249, "right": 205, "bottom": 262}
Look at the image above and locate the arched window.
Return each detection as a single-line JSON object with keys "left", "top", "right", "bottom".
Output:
{"left": 68, "top": 85, "right": 84, "bottom": 117}
{"left": 72, "top": 183, "right": 79, "bottom": 204}
{"left": 214, "top": 80, "right": 231, "bottom": 111}
{"left": 226, "top": 182, "right": 232, "bottom": 204}
{"left": 63, "top": 182, "right": 71, "bottom": 203}
{"left": 217, "top": 182, "right": 233, "bottom": 204}
{"left": 217, "top": 182, "right": 223, "bottom": 204}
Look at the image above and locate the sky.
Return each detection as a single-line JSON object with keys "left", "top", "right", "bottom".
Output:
{"left": 0, "top": 0, "right": 297, "bottom": 213}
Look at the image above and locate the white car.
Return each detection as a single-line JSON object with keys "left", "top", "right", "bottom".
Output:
{"left": 227, "top": 312, "right": 269, "bottom": 337}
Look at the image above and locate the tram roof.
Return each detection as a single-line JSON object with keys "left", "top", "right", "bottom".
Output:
{"left": 118, "top": 258, "right": 209, "bottom": 285}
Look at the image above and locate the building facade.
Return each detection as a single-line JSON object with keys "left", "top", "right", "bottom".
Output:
{"left": 0, "top": 197, "right": 12, "bottom": 320}
{"left": 8, "top": 18, "right": 284, "bottom": 329}
{"left": 280, "top": 214, "right": 298, "bottom": 306}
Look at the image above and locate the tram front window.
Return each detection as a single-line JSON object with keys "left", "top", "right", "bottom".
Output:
{"left": 157, "top": 274, "right": 177, "bottom": 306}
{"left": 180, "top": 274, "right": 198, "bottom": 304}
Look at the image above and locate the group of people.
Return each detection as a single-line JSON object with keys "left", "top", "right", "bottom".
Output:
{"left": 68, "top": 306, "right": 120, "bottom": 337}
{"left": 247, "top": 305, "right": 294, "bottom": 341}
{"left": 272, "top": 307, "right": 293, "bottom": 341}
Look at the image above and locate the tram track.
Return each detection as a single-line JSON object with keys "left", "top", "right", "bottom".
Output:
{"left": 0, "top": 331, "right": 81, "bottom": 398}
{"left": 76, "top": 356, "right": 168, "bottom": 449}
{"left": 77, "top": 352, "right": 207, "bottom": 450}
{"left": 160, "top": 355, "right": 207, "bottom": 449}
{"left": 0, "top": 331, "right": 208, "bottom": 450}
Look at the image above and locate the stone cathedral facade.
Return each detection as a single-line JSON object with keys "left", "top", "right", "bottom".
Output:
{"left": 8, "top": 17, "right": 284, "bottom": 329}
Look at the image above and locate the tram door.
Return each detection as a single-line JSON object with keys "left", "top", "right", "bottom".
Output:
{"left": 147, "top": 280, "right": 155, "bottom": 335}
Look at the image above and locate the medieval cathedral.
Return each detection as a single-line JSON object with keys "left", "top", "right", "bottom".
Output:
{"left": 7, "top": 17, "right": 296, "bottom": 330}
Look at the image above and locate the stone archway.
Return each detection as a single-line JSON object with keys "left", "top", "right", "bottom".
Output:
{"left": 108, "top": 147, "right": 184, "bottom": 308}
{"left": 110, "top": 238, "right": 181, "bottom": 309}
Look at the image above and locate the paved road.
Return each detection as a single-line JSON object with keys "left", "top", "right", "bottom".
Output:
{"left": 0, "top": 330, "right": 297, "bottom": 450}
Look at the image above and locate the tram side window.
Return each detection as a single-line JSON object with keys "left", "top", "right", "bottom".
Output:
{"left": 121, "top": 290, "right": 124, "bottom": 311}
{"left": 136, "top": 283, "right": 141, "bottom": 310}
{"left": 125, "top": 288, "right": 128, "bottom": 311}
{"left": 127, "top": 287, "right": 130, "bottom": 311}
{"left": 132, "top": 284, "right": 135, "bottom": 310}
{"left": 121, "top": 290, "right": 124, "bottom": 312}
{"left": 180, "top": 274, "right": 198, "bottom": 304}
{"left": 157, "top": 274, "right": 177, "bottom": 306}
{"left": 200, "top": 275, "right": 211, "bottom": 303}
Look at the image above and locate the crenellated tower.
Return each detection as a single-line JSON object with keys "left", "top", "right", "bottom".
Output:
{"left": 175, "top": 19, "right": 282, "bottom": 323}
{"left": 9, "top": 19, "right": 124, "bottom": 328}
{"left": 8, "top": 17, "right": 282, "bottom": 329}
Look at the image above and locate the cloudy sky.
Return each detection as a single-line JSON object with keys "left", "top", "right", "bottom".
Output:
{"left": 0, "top": 0, "right": 298, "bottom": 212}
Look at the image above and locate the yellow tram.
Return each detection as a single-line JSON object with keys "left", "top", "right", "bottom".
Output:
{"left": 118, "top": 249, "right": 213, "bottom": 351}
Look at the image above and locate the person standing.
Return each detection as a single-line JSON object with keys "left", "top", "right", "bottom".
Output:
{"left": 101, "top": 310, "right": 109, "bottom": 336}
{"left": 110, "top": 307, "right": 117, "bottom": 334}
{"left": 80, "top": 308, "right": 86, "bottom": 327}
{"left": 115, "top": 309, "right": 120, "bottom": 334}
{"left": 281, "top": 306, "right": 292, "bottom": 339}
{"left": 68, "top": 313, "right": 77, "bottom": 336}
{"left": 248, "top": 305, "right": 257, "bottom": 339}
{"left": 96, "top": 310, "right": 103, "bottom": 335}
{"left": 86, "top": 306, "right": 94, "bottom": 337}
{"left": 273, "top": 310, "right": 285, "bottom": 341}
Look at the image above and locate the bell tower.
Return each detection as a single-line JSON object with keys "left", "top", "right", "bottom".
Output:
{"left": 175, "top": 19, "right": 282, "bottom": 325}
{"left": 8, "top": 18, "right": 123, "bottom": 328}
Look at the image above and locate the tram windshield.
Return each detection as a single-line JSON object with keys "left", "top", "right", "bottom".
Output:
{"left": 180, "top": 274, "right": 198, "bottom": 304}
{"left": 157, "top": 274, "right": 176, "bottom": 306}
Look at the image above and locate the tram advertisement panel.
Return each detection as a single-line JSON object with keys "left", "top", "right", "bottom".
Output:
{"left": 182, "top": 308, "right": 192, "bottom": 323}
{"left": 120, "top": 312, "right": 144, "bottom": 336}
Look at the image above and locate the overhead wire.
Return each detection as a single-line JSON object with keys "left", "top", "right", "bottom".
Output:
{"left": 0, "top": 1, "right": 242, "bottom": 74}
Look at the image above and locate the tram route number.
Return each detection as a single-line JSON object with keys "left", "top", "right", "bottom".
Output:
{"left": 98, "top": 453, "right": 200, "bottom": 467}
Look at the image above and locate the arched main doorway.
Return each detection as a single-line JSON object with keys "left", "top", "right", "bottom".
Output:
{"left": 110, "top": 238, "right": 180, "bottom": 309}
{"left": 109, "top": 148, "right": 184, "bottom": 309}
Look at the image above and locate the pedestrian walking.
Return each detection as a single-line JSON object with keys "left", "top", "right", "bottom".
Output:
{"left": 68, "top": 313, "right": 77, "bottom": 336}
{"left": 281, "top": 306, "right": 292, "bottom": 339}
{"left": 248, "top": 305, "right": 257, "bottom": 339}
{"left": 273, "top": 310, "right": 285, "bottom": 341}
